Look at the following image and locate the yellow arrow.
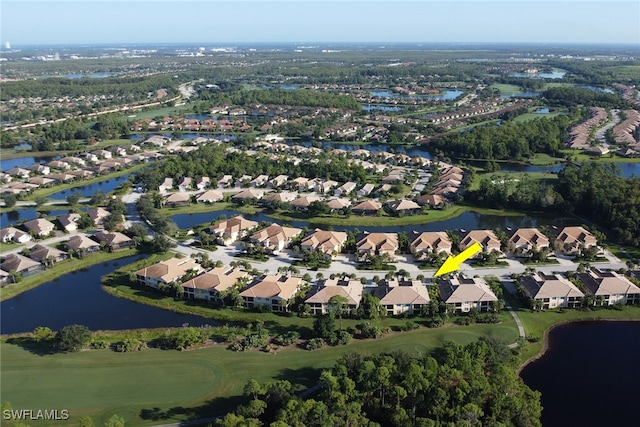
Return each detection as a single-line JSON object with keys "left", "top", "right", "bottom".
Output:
{"left": 433, "top": 242, "right": 483, "bottom": 277}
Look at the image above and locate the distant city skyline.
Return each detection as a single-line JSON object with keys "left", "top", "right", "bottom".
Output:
{"left": 2, "top": 1, "right": 639, "bottom": 47}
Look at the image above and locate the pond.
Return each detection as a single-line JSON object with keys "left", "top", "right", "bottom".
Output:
{"left": 46, "top": 174, "right": 132, "bottom": 200}
{"left": 171, "top": 209, "right": 576, "bottom": 234}
{"left": 0, "top": 209, "right": 72, "bottom": 228}
{"left": 0, "top": 155, "right": 59, "bottom": 171}
{"left": 370, "top": 90, "right": 464, "bottom": 101}
{"left": 0, "top": 255, "right": 215, "bottom": 334}
{"left": 520, "top": 321, "right": 640, "bottom": 427}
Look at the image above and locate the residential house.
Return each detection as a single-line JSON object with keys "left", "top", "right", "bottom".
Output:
{"left": 208, "top": 215, "right": 259, "bottom": 245}
{"left": 508, "top": 228, "right": 550, "bottom": 255}
{"left": 326, "top": 198, "right": 351, "bottom": 212}
{"left": 92, "top": 149, "right": 113, "bottom": 159}
{"left": 235, "top": 174, "right": 252, "bottom": 187}
{"left": 196, "top": 190, "right": 223, "bottom": 203}
{"left": 29, "top": 164, "right": 50, "bottom": 175}
{"left": 555, "top": 226, "right": 599, "bottom": 255}
{"left": 217, "top": 175, "right": 233, "bottom": 188}
{"left": 316, "top": 180, "right": 339, "bottom": 194}
{"left": 290, "top": 195, "right": 322, "bottom": 210}
{"left": 372, "top": 280, "right": 431, "bottom": 316}
{"left": 357, "top": 183, "right": 375, "bottom": 197}
{"left": 28, "top": 176, "right": 55, "bottom": 187}
{"left": 0, "top": 227, "right": 31, "bottom": 244}
{"left": 92, "top": 231, "right": 134, "bottom": 250}
{"left": 387, "top": 199, "right": 421, "bottom": 215}
{"left": 356, "top": 232, "right": 399, "bottom": 261}
{"left": 410, "top": 231, "right": 452, "bottom": 260}
{"left": 240, "top": 274, "right": 304, "bottom": 311}
{"left": 300, "top": 229, "right": 348, "bottom": 258}
{"left": 0, "top": 253, "right": 44, "bottom": 279}
{"left": 520, "top": 272, "right": 584, "bottom": 309}
{"left": 135, "top": 257, "right": 201, "bottom": 289}
{"left": 291, "top": 177, "right": 310, "bottom": 192}
{"left": 305, "top": 278, "right": 363, "bottom": 315}
{"left": 158, "top": 178, "right": 173, "bottom": 192}
{"left": 177, "top": 177, "right": 193, "bottom": 192}
{"left": 57, "top": 213, "right": 81, "bottom": 232}
{"left": 29, "top": 244, "right": 68, "bottom": 265}
{"left": 334, "top": 181, "right": 357, "bottom": 197}
{"left": 438, "top": 276, "right": 498, "bottom": 313}
{"left": 182, "top": 266, "right": 249, "bottom": 302}
{"left": 195, "top": 176, "right": 210, "bottom": 190}
{"left": 6, "top": 167, "right": 31, "bottom": 179}
{"left": 260, "top": 191, "right": 297, "bottom": 206}
{"left": 249, "top": 224, "right": 303, "bottom": 254}
{"left": 65, "top": 234, "right": 101, "bottom": 255}
{"left": 250, "top": 175, "right": 269, "bottom": 188}
{"left": 232, "top": 189, "right": 263, "bottom": 204}
{"left": 268, "top": 175, "right": 289, "bottom": 189}
{"left": 352, "top": 199, "right": 382, "bottom": 215}
{"left": 88, "top": 207, "right": 111, "bottom": 228}
{"left": 459, "top": 229, "right": 502, "bottom": 255}
{"left": 23, "top": 218, "right": 56, "bottom": 237}
{"left": 164, "top": 192, "right": 191, "bottom": 207}
{"left": 416, "top": 194, "right": 446, "bottom": 208}
{"left": 577, "top": 269, "right": 640, "bottom": 306}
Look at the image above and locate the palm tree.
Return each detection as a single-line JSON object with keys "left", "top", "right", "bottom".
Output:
{"left": 328, "top": 294, "right": 349, "bottom": 330}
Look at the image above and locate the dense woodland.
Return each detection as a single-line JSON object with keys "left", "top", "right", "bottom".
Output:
{"left": 216, "top": 340, "right": 542, "bottom": 427}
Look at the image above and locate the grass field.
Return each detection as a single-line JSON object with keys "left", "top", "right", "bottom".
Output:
{"left": 490, "top": 83, "right": 523, "bottom": 95}
{"left": 0, "top": 321, "right": 518, "bottom": 426}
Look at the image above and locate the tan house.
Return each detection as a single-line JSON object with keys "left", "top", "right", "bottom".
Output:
{"left": 92, "top": 231, "right": 134, "bottom": 250}
{"left": 196, "top": 190, "right": 223, "bottom": 203}
{"left": 459, "top": 229, "right": 502, "bottom": 255}
{"left": 577, "top": 269, "right": 640, "bottom": 306}
{"left": 240, "top": 274, "right": 304, "bottom": 311}
{"left": 88, "top": 207, "right": 111, "bottom": 227}
{"left": 57, "top": 213, "right": 81, "bottom": 232}
{"left": 387, "top": 199, "right": 421, "bottom": 215}
{"left": 300, "top": 229, "right": 348, "bottom": 258}
{"left": 0, "top": 253, "right": 44, "bottom": 278}
{"left": 290, "top": 195, "right": 322, "bottom": 210}
{"left": 0, "top": 227, "right": 32, "bottom": 244}
{"left": 232, "top": 188, "right": 263, "bottom": 203}
{"left": 372, "top": 280, "right": 431, "bottom": 316}
{"left": 182, "top": 266, "right": 249, "bottom": 302}
{"left": 164, "top": 192, "right": 191, "bottom": 207}
{"left": 438, "top": 276, "right": 498, "bottom": 313}
{"left": 249, "top": 224, "right": 303, "bottom": 254}
{"left": 209, "top": 215, "right": 259, "bottom": 245}
{"left": 356, "top": 232, "right": 398, "bottom": 261}
{"left": 520, "top": 272, "right": 584, "bottom": 309}
{"left": 23, "top": 218, "right": 56, "bottom": 237}
{"left": 508, "top": 228, "right": 550, "bottom": 255}
{"left": 260, "top": 191, "right": 297, "bottom": 206}
{"left": 305, "top": 278, "right": 363, "bottom": 315}
{"left": 352, "top": 199, "right": 382, "bottom": 215}
{"left": 65, "top": 234, "right": 101, "bottom": 255}
{"left": 136, "top": 257, "right": 201, "bottom": 289}
{"left": 555, "top": 226, "right": 599, "bottom": 255}
{"left": 334, "top": 181, "right": 357, "bottom": 197}
{"left": 416, "top": 194, "right": 446, "bottom": 208}
{"left": 326, "top": 197, "right": 351, "bottom": 211}
{"left": 29, "top": 244, "right": 68, "bottom": 265}
{"left": 410, "top": 231, "right": 452, "bottom": 260}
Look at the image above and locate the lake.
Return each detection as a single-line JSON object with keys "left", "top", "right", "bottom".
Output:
{"left": 0, "top": 255, "right": 214, "bottom": 335}
{"left": 370, "top": 90, "right": 464, "bottom": 101}
{"left": 171, "top": 209, "right": 574, "bottom": 233}
{"left": 520, "top": 321, "right": 640, "bottom": 427}
{"left": 46, "top": 173, "right": 132, "bottom": 200}
{"left": 0, "top": 209, "right": 71, "bottom": 228}
{"left": 0, "top": 155, "right": 58, "bottom": 171}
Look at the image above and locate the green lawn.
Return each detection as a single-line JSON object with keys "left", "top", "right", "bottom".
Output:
{"left": 1, "top": 321, "right": 518, "bottom": 427}
{"left": 489, "top": 83, "right": 523, "bottom": 95}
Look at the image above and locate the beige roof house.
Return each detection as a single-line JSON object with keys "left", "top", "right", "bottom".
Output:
{"left": 577, "top": 269, "right": 640, "bottom": 306}
{"left": 410, "top": 231, "right": 452, "bottom": 259}
{"left": 182, "top": 266, "right": 249, "bottom": 301}
{"left": 290, "top": 195, "right": 322, "bottom": 209}
{"left": 240, "top": 274, "right": 304, "bottom": 311}
{"left": 0, "top": 253, "right": 44, "bottom": 277}
{"left": 57, "top": 213, "right": 81, "bottom": 232}
{"left": 249, "top": 224, "right": 303, "bottom": 253}
{"left": 438, "top": 276, "right": 498, "bottom": 312}
{"left": 356, "top": 232, "right": 398, "bottom": 261}
{"left": 209, "top": 215, "right": 259, "bottom": 244}
{"left": 416, "top": 194, "right": 446, "bottom": 207}
{"left": 508, "top": 228, "right": 550, "bottom": 254}
{"left": 196, "top": 190, "right": 223, "bottom": 203}
{"left": 65, "top": 234, "right": 101, "bottom": 253}
{"left": 135, "top": 257, "right": 201, "bottom": 289}
{"left": 459, "top": 229, "right": 502, "bottom": 254}
{"left": 372, "top": 281, "right": 431, "bottom": 316}
{"left": 300, "top": 229, "right": 348, "bottom": 257}
{"left": 92, "top": 231, "right": 133, "bottom": 250}
{"left": 352, "top": 199, "right": 382, "bottom": 215}
{"left": 164, "top": 192, "right": 191, "bottom": 207}
{"left": 556, "top": 226, "right": 598, "bottom": 254}
{"left": 261, "top": 191, "right": 297, "bottom": 205}
{"left": 305, "top": 278, "right": 364, "bottom": 315}
{"left": 232, "top": 188, "right": 263, "bottom": 202}
{"left": 326, "top": 197, "right": 351, "bottom": 211}
{"left": 0, "top": 227, "right": 31, "bottom": 244}
{"left": 387, "top": 199, "right": 421, "bottom": 214}
{"left": 29, "top": 244, "right": 68, "bottom": 264}
{"left": 520, "top": 272, "right": 584, "bottom": 309}
{"left": 88, "top": 207, "right": 111, "bottom": 227}
{"left": 23, "top": 218, "right": 56, "bottom": 237}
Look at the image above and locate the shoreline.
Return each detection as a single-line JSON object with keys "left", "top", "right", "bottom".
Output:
{"left": 517, "top": 317, "right": 640, "bottom": 375}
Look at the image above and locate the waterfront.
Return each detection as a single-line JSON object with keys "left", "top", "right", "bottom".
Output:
{"left": 520, "top": 321, "right": 640, "bottom": 427}
{"left": 0, "top": 255, "right": 213, "bottom": 334}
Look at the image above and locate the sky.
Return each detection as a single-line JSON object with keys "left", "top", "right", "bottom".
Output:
{"left": 1, "top": 0, "right": 639, "bottom": 47}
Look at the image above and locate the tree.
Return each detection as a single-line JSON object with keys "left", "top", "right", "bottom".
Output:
{"left": 66, "top": 191, "right": 82, "bottom": 206}
{"left": 1, "top": 193, "right": 17, "bottom": 208}
{"left": 78, "top": 416, "right": 95, "bottom": 427}
{"left": 56, "top": 324, "right": 91, "bottom": 352}
{"left": 313, "top": 314, "right": 336, "bottom": 342}
{"left": 328, "top": 294, "right": 349, "bottom": 330}
{"left": 104, "top": 414, "right": 125, "bottom": 427}
{"left": 150, "top": 233, "right": 176, "bottom": 253}
{"left": 90, "top": 190, "right": 108, "bottom": 205}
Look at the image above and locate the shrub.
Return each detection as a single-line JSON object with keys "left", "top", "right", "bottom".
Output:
{"left": 456, "top": 317, "right": 472, "bottom": 326}
{"left": 115, "top": 338, "right": 147, "bottom": 352}
{"left": 305, "top": 338, "right": 325, "bottom": 351}
{"left": 426, "top": 316, "right": 444, "bottom": 328}
{"left": 91, "top": 340, "right": 109, "bottom": 349}
{"left": 330, "top": 329, "right": 352, "bottom": 346}
{"left": 56, "top": 324, "right": 92, "bottom": 352}
{"left": 273, "top": 331, "right": 300, "bottom": 346}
